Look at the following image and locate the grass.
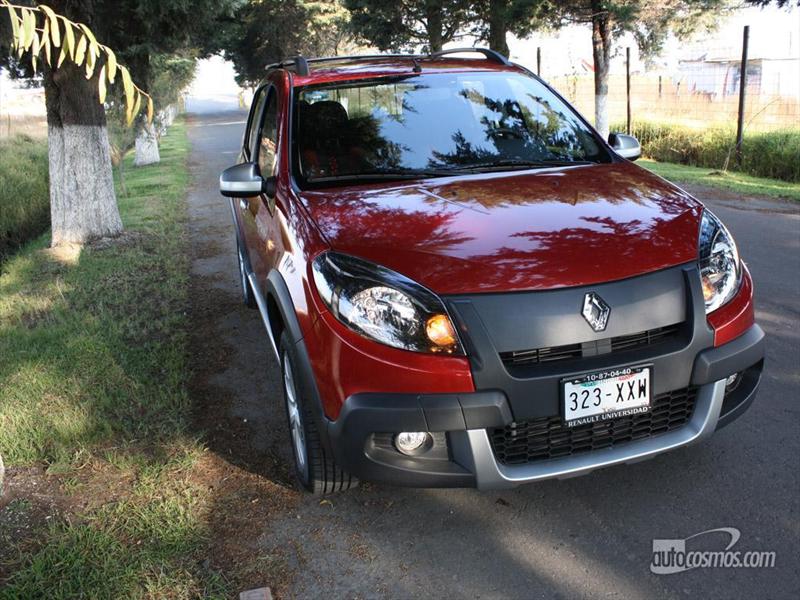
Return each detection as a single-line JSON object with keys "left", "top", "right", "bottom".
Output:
{"left": 0, "top": 120, "right": 229, "bottom": 598}
{"left": 639, "top": 158, "right": 800, "bottom": 201}
{"left": 615, "top": 120, "right": 800, "bottom": 183}
{"left": 0, "top": 135, "right": 50, "bottom": 264}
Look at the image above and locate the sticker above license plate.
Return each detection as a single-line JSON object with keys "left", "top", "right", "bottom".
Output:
{"left": 562, "top": 366, "right": 651, "bottom": 427}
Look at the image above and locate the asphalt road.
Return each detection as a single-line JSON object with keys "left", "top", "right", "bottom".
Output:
{"left": 185, "top": 109, "right": 799, "bottom": 599}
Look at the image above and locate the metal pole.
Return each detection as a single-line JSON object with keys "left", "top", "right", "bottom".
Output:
{"left": 735, "top": 25, "right": 749, "bottom": 168}
{"left": 626, "top": 47, "right": 631, "bottom": 135}
{"left": 658, "top": 75, "right": 662, "bottom": 98}
{"left": 536, "top": 47, "right": 541, "bottom": 77}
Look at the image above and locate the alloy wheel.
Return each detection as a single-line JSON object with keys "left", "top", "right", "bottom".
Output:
{"left": 282, "top": 351, "right": 308, "bottom": 480}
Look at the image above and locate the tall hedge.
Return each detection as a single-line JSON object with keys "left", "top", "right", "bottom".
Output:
{"left": 0, "top": 135, "right": 50, "bottom": 263}
{"left": 615, "top": 121, "right": 800, "bottom": 183}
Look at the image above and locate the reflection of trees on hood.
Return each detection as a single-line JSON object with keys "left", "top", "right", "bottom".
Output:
{"left": 309, "top": 195, "right": 475, "bottom": 254}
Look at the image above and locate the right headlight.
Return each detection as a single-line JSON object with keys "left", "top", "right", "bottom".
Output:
{"left": 698, "top": 210, "right": 741, "bottom": 314}
{"left": 312, "top": 252, "right": 464, "bottom": 355}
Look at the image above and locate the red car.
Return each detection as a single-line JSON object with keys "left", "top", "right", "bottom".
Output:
{"left": 220, "top": 49, "right": 764, "bottom": 494}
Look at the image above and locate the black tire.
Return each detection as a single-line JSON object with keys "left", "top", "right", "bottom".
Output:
{"left": 236, "top": 238, "right": 257, "bottom": 309}
{"left": 279, "top": 331, "right": 357, "bottom": 495}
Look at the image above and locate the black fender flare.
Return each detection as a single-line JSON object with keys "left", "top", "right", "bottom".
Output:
{"left": 265, "top": 269, "right": 334, "bottom": 454}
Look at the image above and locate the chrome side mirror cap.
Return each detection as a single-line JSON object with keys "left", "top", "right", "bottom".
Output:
{"left": 220, "top": 163, "right": 276, "bottom": 198}
{"left": 609, "top": 133, "right": 642, "bottom": 161}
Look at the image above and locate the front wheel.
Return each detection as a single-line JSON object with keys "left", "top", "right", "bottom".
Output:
{"left": 279, "top": 332, "right": 357, "bottom": 495}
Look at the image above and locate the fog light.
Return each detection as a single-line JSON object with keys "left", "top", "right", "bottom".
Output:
{"left": 726, "top": 372, "right": 741, "bottom": 392}
{"left": 395, "top": 431, "right": 430, "bottom": 456}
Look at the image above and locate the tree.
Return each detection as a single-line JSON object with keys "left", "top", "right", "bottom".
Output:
{"left": 552, "top": 1, "right": 725, "bottom": 139}
{"left": 2, "top": 0, "right": 235, "bottom": 246}
{"left": 108, "top": 54, "right": 196, "bottom": 190}
{"left": 344, "top": 0, "right": 474, "bottom": 52}
{"left": 472, "top": 0, "right": 553, "bottom": 56}
{"left": 221, "top": 0, "right": 353, "bottom": 88}
{"left": 1, "top": 1, "right": 154, "bottom": 246}
{"left": 95, "top": 0, "right": 235, "bottom": 165}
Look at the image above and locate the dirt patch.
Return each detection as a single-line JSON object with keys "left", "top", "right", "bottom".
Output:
{"left": 0, "top": 462, "right": 134, "bottom": 583}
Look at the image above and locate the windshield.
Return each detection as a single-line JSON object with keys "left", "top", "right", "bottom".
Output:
{"left": 293, "top": 71, "right": 609, "bottom": 186}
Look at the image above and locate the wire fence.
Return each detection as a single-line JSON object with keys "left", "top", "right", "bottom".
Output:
{"left": 549, "top": 71, "right": 799, "bottom": 133}
{"left": 542, "top": 26, "right": 800, "bottom": 135}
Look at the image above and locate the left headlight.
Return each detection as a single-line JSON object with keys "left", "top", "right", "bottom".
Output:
{"left": 698, "top": 210, "right": 741, "bottom": 314}
{"left": 312, "top": 252, "right": 464, "bottom": 355}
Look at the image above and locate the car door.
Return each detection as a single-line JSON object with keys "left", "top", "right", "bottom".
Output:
{"left": 238, "top": 85, "right": 275, "bottom": 285}
{"left": 239, "top": 84, "right": 282, "bottom": 285}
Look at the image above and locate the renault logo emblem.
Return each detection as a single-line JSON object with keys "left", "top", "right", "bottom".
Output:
{"left": 582, "top": 293, "right": 610, "bottom": 332}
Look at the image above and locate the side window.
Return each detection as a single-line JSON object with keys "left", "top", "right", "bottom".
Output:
{"left": 245, "top": 88, "right": 268, "bottom": 160}
{"left": 257, "top": 91, "right": 279, "bottom": 176}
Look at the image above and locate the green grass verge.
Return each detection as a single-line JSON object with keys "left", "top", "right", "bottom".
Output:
{"left": 0, "top": 135, "right": 49, "bottom": 264}
{"left": 0, "top": 120, "right": 227, "bottom": 598}
{"left": 639, "top": 158, "right": 800, "bottom": 201}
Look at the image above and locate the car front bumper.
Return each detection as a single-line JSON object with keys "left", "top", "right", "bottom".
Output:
{"left": 326, "top": 323, "right": 764, "bottom": 490}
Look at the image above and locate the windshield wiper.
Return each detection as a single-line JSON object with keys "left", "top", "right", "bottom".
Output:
{"left": 452, "top": 158, "right": 597, "bottom": 172}
{"left": 308, "top": 167, "right": 463, "bottom": 183}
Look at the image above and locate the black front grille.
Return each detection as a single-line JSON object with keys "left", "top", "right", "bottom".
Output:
{"left": 489, "top": 386, "right": 698, "bottom": 465}
{"left": 500, "top": 324, "right": 682, "bottom": 368}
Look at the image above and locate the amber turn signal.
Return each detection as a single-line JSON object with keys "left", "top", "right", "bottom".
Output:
{"left": 426, "top": 314, "right": 457, "bottom": 348}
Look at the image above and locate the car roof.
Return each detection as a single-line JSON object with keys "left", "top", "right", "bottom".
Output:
{"left": 270, "top": 49, "right": 528, "bottom": 87}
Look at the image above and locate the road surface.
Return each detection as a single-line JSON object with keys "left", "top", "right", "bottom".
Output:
{"left": 185, "top": 109, "right": 799, "bottom": 599}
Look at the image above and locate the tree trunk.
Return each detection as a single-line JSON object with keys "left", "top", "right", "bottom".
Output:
{"left": 0, "top": 452, "right": 4, "bottom": 498}
{"left": 44, "top": 61, "right": 122, "bottom": 246}
{"left": 487, "top": 0, "right": 510, "bottom": 57}
{"left": 134, "top": 122, "right": 160, "bottom": 166}
{"left": 426, "top": 2, "right": 444, "bottom": 52}
{"left": 591, "top": 0, "right": 612, "bottom": 140}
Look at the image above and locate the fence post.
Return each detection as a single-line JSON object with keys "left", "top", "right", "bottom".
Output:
{"left": 536, "top": 47, "right": 541, "bottom": 77}
{"left": 626, "top": 47, "right": 631, "bottom": 135}
{"left": 735, "top": 25, "right": 749, "bottom": 168}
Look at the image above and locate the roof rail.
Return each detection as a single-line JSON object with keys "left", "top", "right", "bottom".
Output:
{"left": 266, "top": 55, "right": 310, "bottom": 76}
{"left": 306, "top": 54, "right": 424, "bottom": 65}
{"left": 429, "top": 47, "right": 511, "bottom": 66}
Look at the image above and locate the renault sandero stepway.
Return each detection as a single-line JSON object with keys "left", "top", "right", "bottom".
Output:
{"left": 219, "top": 49, "right": 764, "bottom": 494}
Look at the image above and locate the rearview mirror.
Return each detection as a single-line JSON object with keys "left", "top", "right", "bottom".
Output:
{"left": 608, "top": 133, "right": 641, "bottom": 161}
{"left": 219, "top": 163, "right": 277, "bottom": 198}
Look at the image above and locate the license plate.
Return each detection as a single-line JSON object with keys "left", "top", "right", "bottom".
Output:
{"left": 562, "top": 366, "right": 651, "bottom": 427}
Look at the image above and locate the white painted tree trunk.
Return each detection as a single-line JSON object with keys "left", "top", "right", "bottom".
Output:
{"left": 591, "top": 4, "right": 612, "bottom": 141}
{"left": 48, "top": 123, "right": 123, "bottom": 246}
{"left": 594, "top": 92, "right": 609, "bottom": 140}
{"left": 44, "top": 61, "right": 123, "bottom": 246}
{"left": 134, "top": 122, "right": 161, "bottom": 166}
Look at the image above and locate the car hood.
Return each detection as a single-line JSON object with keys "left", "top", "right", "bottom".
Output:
{"left": 298, "top": 162, "right": 703, "bottom": 295}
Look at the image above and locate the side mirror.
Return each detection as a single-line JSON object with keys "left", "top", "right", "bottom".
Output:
{"left": 219, "top": 163, "right": 277, "bottom": 198}
{"left": 609, "top": 133, "right": 641, "bottom": 161}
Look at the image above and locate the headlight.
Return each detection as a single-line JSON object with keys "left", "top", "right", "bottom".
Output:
{"left": 698, "top": 210, "right": 741, "bottom": 314}
{"left": 312, "top": 252, "right": 464, "bottom": 355}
